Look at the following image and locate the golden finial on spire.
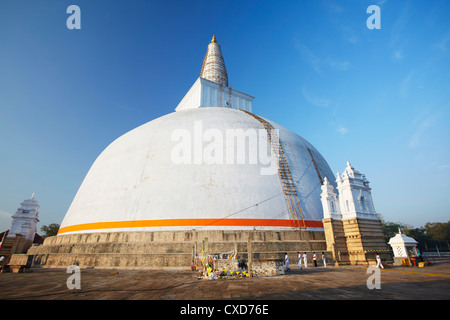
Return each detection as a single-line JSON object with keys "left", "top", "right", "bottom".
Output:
{"left": 211, "top": 34, "right": 217, "bottom": 43}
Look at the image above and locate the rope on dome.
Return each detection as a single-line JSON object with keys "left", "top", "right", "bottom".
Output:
{"left": 203, "top": 157, "right": 320, "bottom": 228}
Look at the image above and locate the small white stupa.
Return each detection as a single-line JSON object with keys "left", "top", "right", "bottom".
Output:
{"left": 388, "top": 229, "right": 418, "bottom": 266}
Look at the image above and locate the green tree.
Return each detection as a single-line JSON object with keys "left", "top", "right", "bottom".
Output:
{"left": 381, "top": 220, "right": 410, "bottom": 239}
{"left": 40, "top": 223, "right": 60, "bottom": 238}
{"left": 404, "top": 227, "right": 427, "bottom": 241}
{"left": 381, "top": 220, "right": 450, "bottom": 252}
{"left": 424, "top": 221, "right": 450, "bottom": 241}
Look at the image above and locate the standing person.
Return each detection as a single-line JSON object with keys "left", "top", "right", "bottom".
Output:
{"left": 417, "top": 248, "right": 423, "bottom": 262}
{"left": 284, "top": 253, "right": 290, "bottom": 271}
{"left": 297, "top": 252, "right": 302, "bottom": 270}
{"left": 303, "top": 252, "right": 308, "bottom": 268}
{"left": 376, "top": 252, "right": 384, "bottom": 269}
{"left": 313, "top": 252, "right": 317, "bottom": 267}
{"left": 322, "top": 252, "right": 327, "bottom": 268}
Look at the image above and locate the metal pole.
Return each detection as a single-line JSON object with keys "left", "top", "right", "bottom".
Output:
{"left": 247, "top": 236, "right": 253, "bottom": 277}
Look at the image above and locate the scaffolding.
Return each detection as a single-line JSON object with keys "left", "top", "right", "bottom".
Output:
{"left": 199, "top": 36, "right": 228, "bottom": 87}
{"left": 241, "top": 110, "right": 306, "bottom": 229}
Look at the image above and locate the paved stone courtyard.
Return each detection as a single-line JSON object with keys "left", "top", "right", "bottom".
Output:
{"left": 0, "top": 259, "right": 450, "bottom": 319}
{"left": 0, "top": 259, "right": 450, "bottom": 300}
{"left": 1, "top": 258, "right": 449, "bottom": 302}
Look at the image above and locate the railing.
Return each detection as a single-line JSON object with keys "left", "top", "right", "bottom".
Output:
{"left": 422, "top": 252, "right": 450, "bottom": 257}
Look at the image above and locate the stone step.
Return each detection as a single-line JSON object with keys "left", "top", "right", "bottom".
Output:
{"left": 0, "top": 237, "right": 17, "bottom": 256}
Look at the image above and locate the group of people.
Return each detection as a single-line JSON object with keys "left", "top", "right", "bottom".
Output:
{"left": 284, "top": 252, "right": 386, "bottom": 271}
{"left": 284, "top": 252, "right": 327, "bottom": 271}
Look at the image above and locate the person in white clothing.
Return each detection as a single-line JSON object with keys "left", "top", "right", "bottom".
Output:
{"left": 322, "top": 252, "right": 327, "bottom": 268}
{"left": 284, "top": 253, "right": 290, "bottom": 271}
{"left": 297, "top": 252, "right": 302, "bottom": 269}
{"left": 303, "top": 252, "right": 308, "bottom": 268}
{"left": 376, "top": 252, "right": 384, "bottom": 269}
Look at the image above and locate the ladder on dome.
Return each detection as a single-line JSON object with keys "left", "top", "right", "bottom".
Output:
{"left": 241, "top": 110, "right": 306, "bottom": 230}
{"left": 307, "top": 147, "right": 323, "bottom": 185}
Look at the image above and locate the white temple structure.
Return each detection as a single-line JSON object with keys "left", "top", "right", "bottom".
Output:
{"left": 8, "top": 193, "right": 40, "bottom": 242}
{"left": 321, "top": 162, "right": 391, "bottom": 265}
{"left": 57, "top": 35, "right": 336, "bottom": 235}
{"left": 8, "top": 35, "right": 392, "bottom": 270}
{"left": 0, "top": 194, "right": 40, "bottom": 268}
{"left": 321, "top": 161, "right": 379, "bottom": 221}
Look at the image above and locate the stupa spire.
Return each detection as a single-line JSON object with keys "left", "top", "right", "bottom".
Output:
{"left": 200, "top": 34, "right": 228, "bottom": 87}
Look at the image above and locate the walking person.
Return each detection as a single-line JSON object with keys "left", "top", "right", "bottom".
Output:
{"left": 313, "top": 252, "right": 317, "bottom": 267}
{"left": 303, "top": 252, "right": 308, "bottom": 268}
{"left": 0, "top": 256, "right": 5, "bottom": 271}
{"left": 284, "top": 252, "right": 290, "bottom": 271}
{"left": 322, "top": 252, "right": 327, "bottom": 268}
{"left": 297, "top": 252, "right": 302, "bottom": 270}
{"left": 376, "top": 252, "right": 384, "bottom": 269}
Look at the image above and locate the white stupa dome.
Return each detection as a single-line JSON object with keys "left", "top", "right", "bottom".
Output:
{"left": 58, "top": 36, "right": 336, "bottom": 235}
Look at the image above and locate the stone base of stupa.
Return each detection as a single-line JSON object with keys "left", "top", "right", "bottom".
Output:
{"left": 9, "top": 229, "right": 331, "bottom": 270}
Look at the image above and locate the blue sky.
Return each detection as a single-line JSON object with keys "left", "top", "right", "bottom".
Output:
{"left": 0, "top": 0, "right": 449, "bottom": 232}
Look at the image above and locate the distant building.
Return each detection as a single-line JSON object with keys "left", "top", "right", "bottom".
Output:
{"left": 0, "top": 194, "right": 42, "bottom": 269}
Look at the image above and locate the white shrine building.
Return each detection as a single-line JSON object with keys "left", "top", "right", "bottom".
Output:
{"left": 8, "top": 193, "right": 40, "bottom": 243}
{"left": 321, "top": 161, "right": 379, "bottom": 221}
{"left": 0, "top": 194, "right": 40, "bottom": 268}
{"left": 321, "top": 162, "right": 392, "bottom": 265}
